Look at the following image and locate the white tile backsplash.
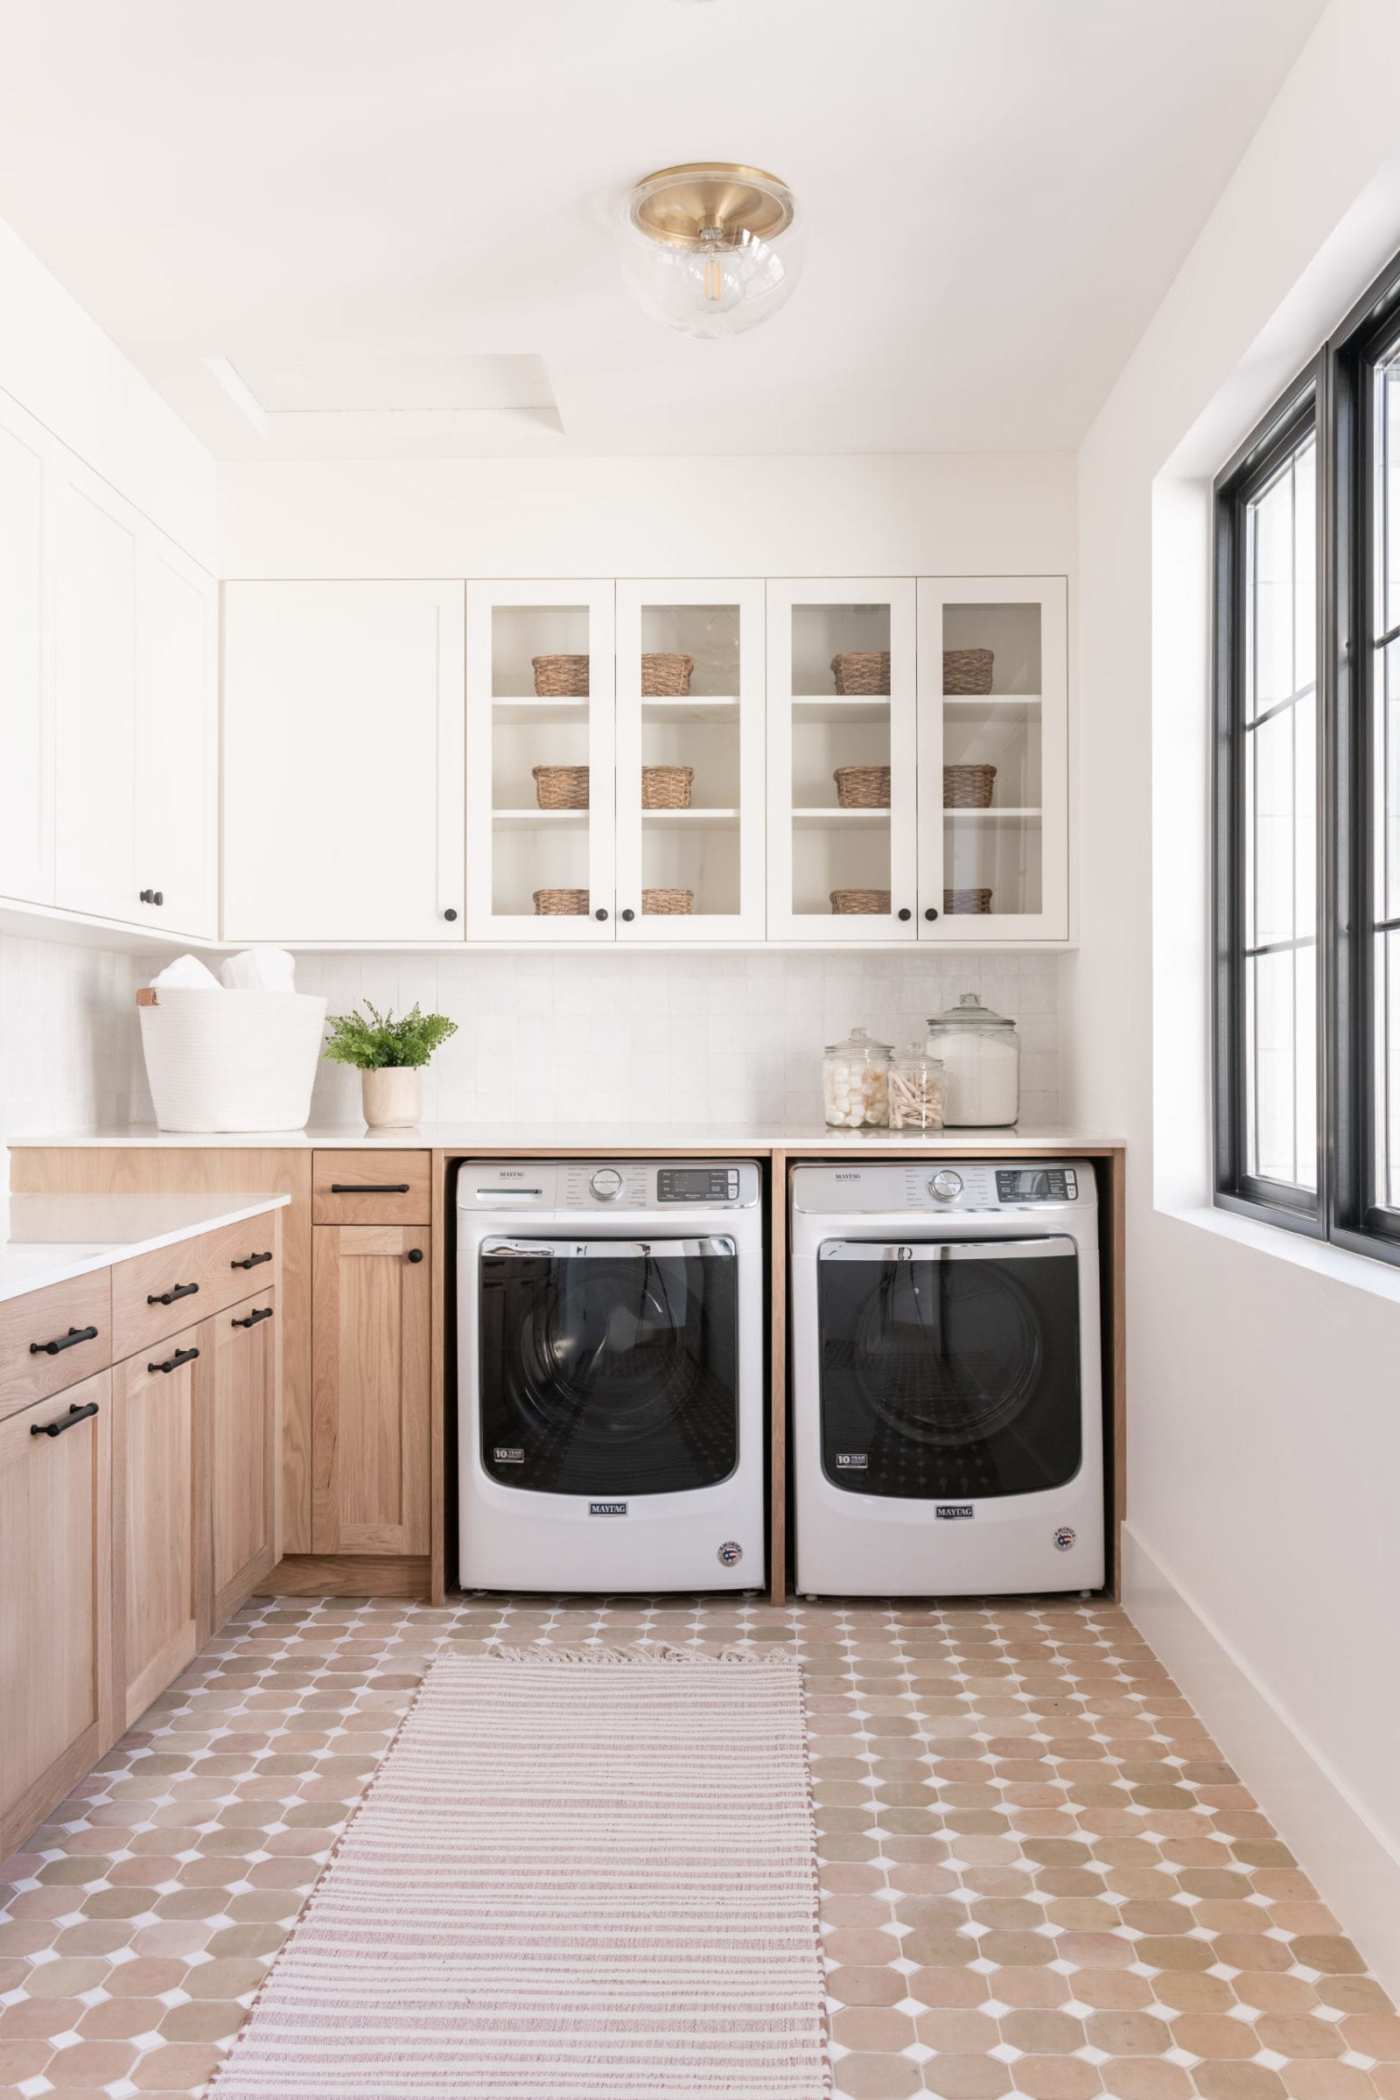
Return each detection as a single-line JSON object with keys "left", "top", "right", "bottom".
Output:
{"left": 0, "top": 933, "right": 145, "bottom": 1197}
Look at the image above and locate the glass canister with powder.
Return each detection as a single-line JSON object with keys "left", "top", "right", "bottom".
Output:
{"left": 822, "top": 1026, "right": 892, "bottom": 1128}
{"left": 924, "top": 992, "right": 1020, "bottom": 1126}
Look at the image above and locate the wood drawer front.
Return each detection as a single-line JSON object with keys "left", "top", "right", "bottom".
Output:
{"left": 0, "top": 1272, "right": 112, "bottom": 1422}
{"left": 313, "top": 1151, "right": 430, "bottom": 1225}
{"left": 112, "top": 1215, "right": 281, "bottom": 1360}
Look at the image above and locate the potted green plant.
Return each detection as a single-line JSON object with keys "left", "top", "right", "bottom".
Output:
{"left": 323, "top": 1002, "right": 458, "bottom": 1130}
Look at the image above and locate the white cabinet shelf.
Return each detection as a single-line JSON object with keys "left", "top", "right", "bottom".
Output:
{"left": 792, "top": 807, "right": 892, "bottom": 830}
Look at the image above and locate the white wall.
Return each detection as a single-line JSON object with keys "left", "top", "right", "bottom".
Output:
{"left": 1071, "top": 0, "right": 1400, "bottom": 1991}
{"left": 0, "top": 936, "right": 142, "bottom": 1198}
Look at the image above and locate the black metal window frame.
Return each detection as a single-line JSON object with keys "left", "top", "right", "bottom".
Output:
{"left": 1214, "top": 242, "right": 1400, "bottom": 1265}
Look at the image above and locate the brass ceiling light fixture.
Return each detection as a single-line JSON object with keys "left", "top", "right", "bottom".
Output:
{"left": 623, "top": 163, "right": 801, "bottom": 339}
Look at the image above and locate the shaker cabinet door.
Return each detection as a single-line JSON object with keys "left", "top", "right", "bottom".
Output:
{"left": 312, "top": 1226, "right": 430, "bottom": 1555}
{"left": 112, "top": 1330, "right": 208, "bottom": 1729}
{"left": 135, "top": 537, "right": 217, "bottom": 939}
{"left": 223, "top": 582, "right": 466, "bottom": 943}
{"left": 209, "top": 1290, "right": 281, "bottom": 1631}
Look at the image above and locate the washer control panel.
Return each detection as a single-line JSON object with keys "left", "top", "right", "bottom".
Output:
{"left": 790, "top": 1161, "right": 1095, "bottom": 1216}
{"left": 460, "top": 1160, "right": 760, "bottom": 1212}
{"left": 657, "top": 1166, "right": 742, "bottom": 1204}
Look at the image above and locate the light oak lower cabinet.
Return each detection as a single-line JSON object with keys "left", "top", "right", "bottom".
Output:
{"left": 210, "top": 1290, "right": 280, "bottom": 1631}
{"left": 0, "top": 1370, "right": 113, "bottom": 1855}
{"left": 313, "top": 1227, "right": 429, "bottom": 1556}
{"left": 112, "top": 1325, "right": 208, "bottom": 1730}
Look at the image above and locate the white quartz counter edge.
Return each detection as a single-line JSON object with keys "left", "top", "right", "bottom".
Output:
{"left": 6, "top": 1124, "right": 1124, "bottom": 1153}
{"left": 0, "top": 1193, "right": 290, "bottom": 1307}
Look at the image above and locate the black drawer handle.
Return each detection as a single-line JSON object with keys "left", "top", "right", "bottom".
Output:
{"left": 147, "top": 1281, "right": 199, "bottom": 1307}
{"left": 149, "top": 1346, "right": 199, "bottom": 1375}
{"left": 29, "top": 1324, "right": 99, "bottom": 1357}
{"left": 231, "top": 1250, "right": 272, "bottom": 1271}
{"left": 232, "top": 1306, "right": 274, "bottom": 1329}
{"left": 31, "top": 1399, "right": 100, "bottom": 1439}
{"left": 330, "top": 1182, "right": 411, "bottom": 1195}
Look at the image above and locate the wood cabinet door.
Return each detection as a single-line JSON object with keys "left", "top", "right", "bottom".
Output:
{"left": 112, "top": 1327, "right": 208, "bottom": 1729}
{"left": 135, "top": 536, "right": 217, "bottom": 939}
{"left": 209, "top": 1290, "right": 280, "bottom": 1632}
{"left": 222, "top": 582, "right": 465, "bottom": 943}
{"left": 0, "top": 1370, "right": 113, "bottom": 1855}
{"left": 312, "top": 1227, "right": 429, "bottom": 1555}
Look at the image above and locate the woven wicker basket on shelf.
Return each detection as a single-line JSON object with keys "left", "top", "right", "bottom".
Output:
{"left": 943, "top": 648, "right": 994, "bottom": 695}
{"left": 833, "top": 765, "right": 891, "bottom": 810}
{"left": 641, "top": 652, "right": 694, "bottom": 697}
{"left": 944, "top": 886, "right": 993, "bottom": 915}
{"left": 830, "top": 888, "right": 891, "bottom": 915}
{"left": 531, "top": 654, "right": 589, "bottom": 697}
{"left": 533, "top": 888, "right": 590, "bottom": 916}
{"left": 831, "top": 650, "right": 890, "bottom": 696}
{"left": 943, "top": 763, "right": 997, "bottom": 809}
{"left": 642, "top": 888, "right": 693, "bottom": 915}
{"left": 641, "top": 765, "right": 694, "bottom": 809}
{"left": 532, "top": 764, "right": 589, "bottom": 810}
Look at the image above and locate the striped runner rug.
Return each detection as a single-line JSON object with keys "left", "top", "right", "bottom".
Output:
{"left": 208, "top": 1647, "right": 831, "bottom": 2099}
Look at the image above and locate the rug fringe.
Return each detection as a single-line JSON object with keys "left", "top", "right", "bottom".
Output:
{"left": 477, "top": 1642, "right": 798, "bottom": 1666}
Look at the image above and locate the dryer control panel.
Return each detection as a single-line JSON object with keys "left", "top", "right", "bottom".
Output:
{"left": 791, "top": 1161, "right": 1095, "bottom": 1216}
{"left": 459, "top": 1160, "right": 760, "bottom": 1212}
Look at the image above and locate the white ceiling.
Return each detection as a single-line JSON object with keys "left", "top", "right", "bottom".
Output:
{"left": 0, "top": 0, "right": 1325, "bottom": 461}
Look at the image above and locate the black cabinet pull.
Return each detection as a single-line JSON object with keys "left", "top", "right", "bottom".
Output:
{"left": 594, "top": 907, "right": 609, "bottom": 921}
{"left": 330, "top": 1182, "right": 411, "bottom": 1195}
{"left": 924, "top": 906, "right": 939, "bottom": 922}
{"left": 149, "top": 1346, "right": 199, "bottom": 1375}
{"left": 147, "top": 1281, "right": 199, "bottom": 1307}
{"left": 31, "top": 1400, "right": 100, "bottom": 1439}
{"left": 232, "top": 1306, "right": 274, "bottom": 1329}
{"left": 443, "top": 907, "right": 458, "bottom": 922}
{"left": 407, "top": 1248, "right": 425, "bottom": 1263}
{"left": 139, "top": 888, "right": 164, "bottom": 906}
{"left": 29, "top": 1324, "right": 99, "bottom": 1358}
{"left": 621, "top": 908, "right": 635, "bottom": 922}
{"left": 897, "top": 907, "right": 912, "bottom": 921}
{"left": 231, "top": 1250, "right": 272, "bottom": 1271}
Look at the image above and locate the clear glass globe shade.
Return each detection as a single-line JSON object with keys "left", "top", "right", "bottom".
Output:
{"left": 624, "top": 224, "right": 800, "bottom": 339}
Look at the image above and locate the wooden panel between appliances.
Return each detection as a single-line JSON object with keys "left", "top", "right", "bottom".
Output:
{"left": 0, "top": 1270, "right": 111, "bottom": 1422}
{"left": 312, "top": 1225, "right": 430, "bottom": 1555}
{"left": 312, "top": 1152, "right": 431, "bottom": 1226}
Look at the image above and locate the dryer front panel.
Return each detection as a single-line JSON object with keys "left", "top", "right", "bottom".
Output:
{"left": 479, "top": 1236, "right": 739, "bottom": 1497}
{"left": 816, "top": 1236, "right": 1081, "bottom": 1500}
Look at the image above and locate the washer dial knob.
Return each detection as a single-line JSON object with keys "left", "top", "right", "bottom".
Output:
{"left": 590, "top": 1167, "right": 624, "bottom": 1202}
{"left": 929, "top": 1169, "right": 964, "bottom": 1202}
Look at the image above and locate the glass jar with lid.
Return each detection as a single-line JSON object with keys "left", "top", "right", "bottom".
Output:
{"left": 822, "top": 1026, "right": 892, "bottom": 1128}
{"left": 888, "top": 1044, "right": 945, "bottom": 1131}
{"left": 925, "top": 992, "right": 1019, "bottom": 1126}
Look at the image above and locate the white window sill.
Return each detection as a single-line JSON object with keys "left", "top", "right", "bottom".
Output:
{"left": 1164, "top": 1201, "right": 1400, "bottom": 1306}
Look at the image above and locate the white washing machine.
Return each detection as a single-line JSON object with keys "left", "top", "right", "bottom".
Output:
{"left": 791, "top": 1160, "right": 1103, "bottom": 1596}
{"left": 457, "top": 1159, "right": 764, "bottom": 1592}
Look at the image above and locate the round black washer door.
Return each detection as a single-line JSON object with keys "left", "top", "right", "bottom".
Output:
{"left": 850, "top": 1260, "right": 1043, "bottom": 1449}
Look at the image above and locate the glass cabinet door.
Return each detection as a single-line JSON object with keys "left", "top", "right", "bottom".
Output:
{"left": 766, "top": 579, "right": 917, "bottom": 940}
{"left": 917, "top": 577, "right": 1068, "bottom": 941}
{"left": 614, "top": 580, "right": 765, "bottom": 940}
{"left": 465, "top": 581, "right": 616, "bottom": 940}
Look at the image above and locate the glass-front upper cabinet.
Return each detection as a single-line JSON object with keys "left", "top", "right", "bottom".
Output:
{"left": 917, "top": 578, "right": 1068, "bottom": 942}
{"left": 614, "top": 581, "right": 765, "bottom": 941}
{"left": 765, "top": 580, "right": 918, "bottom": 940}
{"left": 466, "top": 581, "right": 616, "bottom": 940}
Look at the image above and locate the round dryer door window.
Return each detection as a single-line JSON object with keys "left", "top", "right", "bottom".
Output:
{"left": 478, "top": 1239, "right": 739, "bottom": 1496}
{"left": 816, "top": 1236, "right": 1083, "bottom": 1500}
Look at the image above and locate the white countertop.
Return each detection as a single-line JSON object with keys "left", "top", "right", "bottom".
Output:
{"left": 6, "top": 1122, "right": 1124, "bottom": 1154}
{"left": 0, "top": 1192, "right": 290, "bottom": 1306}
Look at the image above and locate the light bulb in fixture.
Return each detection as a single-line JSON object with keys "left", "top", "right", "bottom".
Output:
{"left": 623, "top": 163, "right": 801, "bottom": 339}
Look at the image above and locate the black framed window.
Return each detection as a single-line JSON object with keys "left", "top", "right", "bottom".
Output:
{"left": 1215, "top": 244, "right": 1400, "bottom": 1265}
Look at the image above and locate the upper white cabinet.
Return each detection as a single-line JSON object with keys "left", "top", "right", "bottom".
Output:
{"left": 134, "top": 538, "right": 217, "bottom": 938}
{"left": 0, "top": 397, "right": 48, "bottom": 905}
{"left": 615, "top": 580, "right": 766, "bottom": 941}
{"left": 766, "top": 580, "right": 919, "bottom": 940}
{"left": 223, "top": 583, "right": 465, "bottom": 944}
{"left": 918, "top": 578, "right": 1068, "bottom": 942}
{"left": 466, "top": 581, "right": 616, "bottom": 941}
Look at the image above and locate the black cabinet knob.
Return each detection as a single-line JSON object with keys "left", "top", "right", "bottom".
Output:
{"left": 621, "top": 908, "right": 635, "bottom": 922}
{"left": 897, "top": 907, "right": 912, "bottom": 922}
{"left": 443, "top": 908, "right": 458, "bottom": 921}
{"left": 594, "top": 907, "right": 609, "bottom": 921}
{"left": 139, "top": 888, "right": 164, "bottom": 906}
{"left": 407, "top": 1248, "right": 424, "bottom": 1263}
{"left": 925, "top": 907, "right": 940, "bottom": 922}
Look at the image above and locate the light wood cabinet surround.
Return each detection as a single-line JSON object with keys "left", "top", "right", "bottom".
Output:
{"left": 209, "top": 1289, "right": 281, "bottom": 1630}
{"left": 312, "top": 1225, "right": 430, "bottom": 1555}
{"left": 0, "top": 1370, "right": 113, "bottom": 1856}
{"left": 0, "top": 1270, "right": 111, "bottom": 1421}
{"left": 312, "top": 1151, "right": 432, "bottom": 1227}
{"left": 112, "top": 1323, "right": 209, "bottom": 1728}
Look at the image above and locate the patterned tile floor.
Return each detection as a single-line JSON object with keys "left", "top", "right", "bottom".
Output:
{"left": 2, "top": 1595, "right": 1397, "bottom": 2100}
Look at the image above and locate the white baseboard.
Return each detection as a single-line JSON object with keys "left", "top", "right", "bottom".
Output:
{"left": 1122, "top": 1522, "right": 1400, "bottom": 2000}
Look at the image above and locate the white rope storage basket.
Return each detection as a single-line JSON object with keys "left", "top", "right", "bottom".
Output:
{"left": 137, "top": 988, "right": 327, "bottom": 1132}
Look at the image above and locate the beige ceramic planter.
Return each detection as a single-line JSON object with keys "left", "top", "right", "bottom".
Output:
{"left": 361, "top": 1066, "right": 422, "bottom": 1130}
